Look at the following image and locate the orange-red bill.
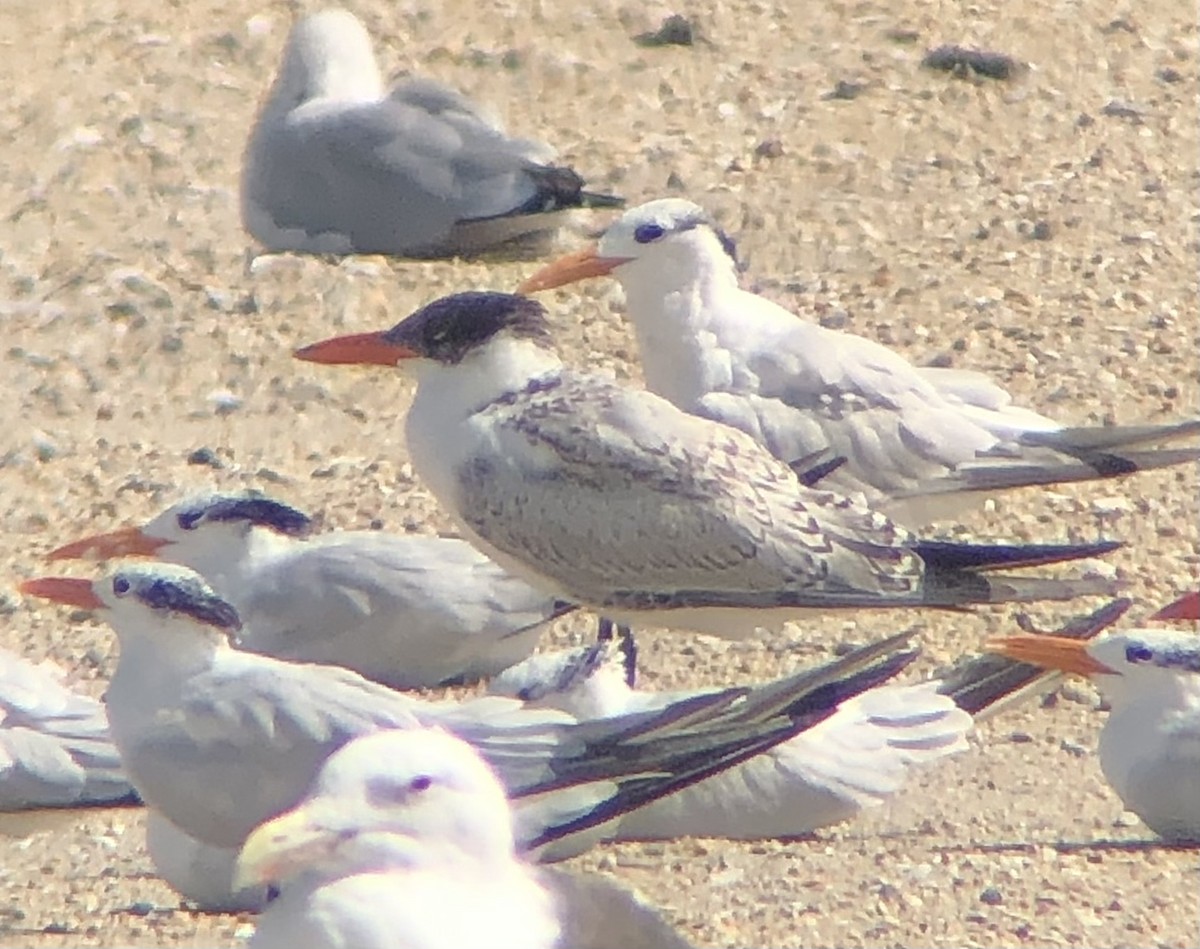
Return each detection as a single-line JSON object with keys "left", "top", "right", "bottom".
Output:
{"left": 516, "top": 246, "right": 631, "bottom": 294}
{"left": 986, "top": 633, "right": 1118, "bottom": 676}
{"left": 1151, "top": 591, "right": 1200, "bottom": 622}
{"left": 19, "top": 577, "right": 104, "bottom": 611}
{"left": 294, "top": 332, "right": 416, "bottom": 366}
{"left": 46, "top": 526, "right": 169, "bottom": 562}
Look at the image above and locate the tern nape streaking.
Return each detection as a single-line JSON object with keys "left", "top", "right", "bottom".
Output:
{"left": 296, "top": 291, "right": 1122, "bottom": 640}
{"left": 235, "top": 729, "right": 695, "bottom": 949}
{"left": 242, "top": 8, "right": 622, "bottom": 259}
{"left": 20, "top": 561, "right": 920, "bottom": 908}
{"left": 989, "top": 598, "right": 1200, "bottom": 842}
{"left": 490, "top": 599, "right": 1130, "bottom": 839}
{"left": 517, "top": 199, "right": 1200, "bottom": 526}
{"left": 46, "top": 491, "right": 573, "bottom": 690}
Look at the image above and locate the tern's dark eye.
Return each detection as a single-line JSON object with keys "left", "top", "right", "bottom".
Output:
{"left": 409, "top": 775, "right": 432, "bottom": 793}
{"left": 112, "top": 576, "right": 132, "bottom": 597}
{"left": 633, "top": 222, "right": 666, "bottom": 244}
{"left": 1125, "top": 644, "right": 1154, "bottom": 664}
{"left": 177, "top": 511, "right": 203, "bottom": 531}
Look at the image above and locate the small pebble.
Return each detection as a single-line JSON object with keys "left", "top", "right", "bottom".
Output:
{"left": 979, "top": 887, "right": 1003, "bottom": 906}
{"left": 634, "top": 14, "right": 696, "bottom": 48}
{"left": 187, "top": 447, "right": 224, "bottom": 468}
{"left": 922, "top": 45, "right": 1023, "bottom": 80}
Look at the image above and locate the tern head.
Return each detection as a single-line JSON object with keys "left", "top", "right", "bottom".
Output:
{"left": 989, "top": 628, "right": 1200, "bottom": 704}
{"left": 295, "top": 291, "right": 556, "bottom": 371}
{"left": 488, "top": 638, "right": 634, "bottom": 718}
{"left": 234, "top": 729, "right": 515, "bottom": 889}
{"left": 20, "top": 562, "right": 243, "bottom": 647}
{"left": 517, "top": 198, "right": 739, "bottom": 294}
{"left": 273, "top": 9, "right": 384, "bottom": 110}
{"left": 45, "top": 492, "right": 312, "bottom": 567}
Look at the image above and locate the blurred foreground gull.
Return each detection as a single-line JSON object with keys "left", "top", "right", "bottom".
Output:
{"left": 20, "top": 562, "right": 919, "bottom": 908}
{"left": 491, "top": 600, "right": 1130, "bottom": 839}
{"left": 518, "top": 199, "right": 1200, "bottom": 525}
{"left": 47, "top": 491, "right": 571, "bottom": 689}
{"left": 242, "top": 9, "right": 622, "bottom": 258}
{"left": 989, "top": 592, "right": 1200, "bottom": 842}
{"left": 0, "top": 648, "right": 133, "bottom": 814}
{"left": 295, "top": 291, "right": 1120, "bottom": 639}
{"left": 236, "top": 729, "right": 694, "bottom": 949}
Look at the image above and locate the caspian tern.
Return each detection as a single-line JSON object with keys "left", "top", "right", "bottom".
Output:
{"left": 19, "top": 562, "right": 919, "bottom": 906}
{"left": 47, "top": 491, "right": 572, "bottom": 689}
{"left": 491, "top": 599, "right": 1131, "bottom": 839}
{"left": 0, "top": 648, "right": 133, "bottom": 813}
{"left": 242, "top": 9, "right": 622, "bottom": 258}
{"left": 235, "top": 729, "right": 694, "bottom": 949}
{"left": 517, "top": 199, "right": 1200, "bottom": 524}
{"left": 295, "top": 290, "right": 1121, "bottom": 639}
{"left": 989, "top": 598, "right": 1200, "bottom": 841}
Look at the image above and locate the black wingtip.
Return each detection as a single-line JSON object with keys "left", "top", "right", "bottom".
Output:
{"left": 516, "top": 166, "right": 624, "bottom": 215}
{"left": 915, "top": 538, "right": 1123, "bottom": 572}
{"left": 578, "top": 190, "right": 626, "bottom": 209}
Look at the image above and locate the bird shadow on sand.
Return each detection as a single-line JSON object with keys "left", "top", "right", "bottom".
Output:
{"left": 932, "top": 838, "right": 1200, "bottom": 856}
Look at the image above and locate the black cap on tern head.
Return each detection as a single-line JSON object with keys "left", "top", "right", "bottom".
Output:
{"left": 383, "top": 292, "right": 556, "bottom": 365}
{"left": 174, "top": 493, "right": 313, "bottom": 539}
{"left": 113, "top": 565, "right": 243, "bottom": 635}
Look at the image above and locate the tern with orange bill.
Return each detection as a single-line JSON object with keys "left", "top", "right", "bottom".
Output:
{"left": 518, "top": 199, "right": 1200, "bottom": 525}
{"left": 295, "top": 290, "right": 1121, "bottom": 640}
{"left": 989, "top": 597, "right": 1200, "bottom": 841}
{"left": 47, "top": 491, "right": 572, "bottom": 689}
{"left": 19, "top": 561, "right": 923, "bottom": 907}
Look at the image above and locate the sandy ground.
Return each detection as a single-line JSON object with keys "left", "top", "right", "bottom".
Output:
{"left": 1, "top": 0, "right": 1198, "bottom": 945}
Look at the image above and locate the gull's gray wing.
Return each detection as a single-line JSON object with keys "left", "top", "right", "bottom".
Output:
{"left": 243, "top": 78, "right": 617, "bottom": 257}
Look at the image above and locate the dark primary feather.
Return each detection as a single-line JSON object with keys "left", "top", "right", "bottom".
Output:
{"left": 524, "top": 634, "right": 920, "bottom": 851}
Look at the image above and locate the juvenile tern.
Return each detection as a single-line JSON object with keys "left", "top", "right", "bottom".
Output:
{"left": 518, "top": 199, "right": 1200, "bottom": 524}
{"left": 242, "top": 9, "right": 622, "bottom": 258}
{"left": 296, "top": 291, "right": 1121, "bottom": 639}
{"left": 47, "top": 491, "right": 572, "bottom": 689}
{"left": 989, "top": 602, "right": 1200, "bottom": 841}
{"left": 20, "top": 562, "right": 919, "bottom": 905}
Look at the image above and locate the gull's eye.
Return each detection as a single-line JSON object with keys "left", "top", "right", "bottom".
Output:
{"left": 1125, "top": 644, "right": 1154, "bottom": 664}
{"left": 366, "top": 774, "right": 433, "bottom": 807}
{"left": 112, "top": 576, "right": 132, "bottom": 597}
{"left": 633, "top": 222, "right": 666, "bottom": 244}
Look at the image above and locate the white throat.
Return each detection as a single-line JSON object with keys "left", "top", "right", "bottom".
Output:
{"left": 403, "top": 336, "right": 563, "bottom": 518}
{"left": 613, "top": 235, "right": 741, "bottom": 407}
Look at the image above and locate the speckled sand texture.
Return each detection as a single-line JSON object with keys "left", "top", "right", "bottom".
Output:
{"left": 1, "top": 0, "right": 1197, "bottom": 946}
